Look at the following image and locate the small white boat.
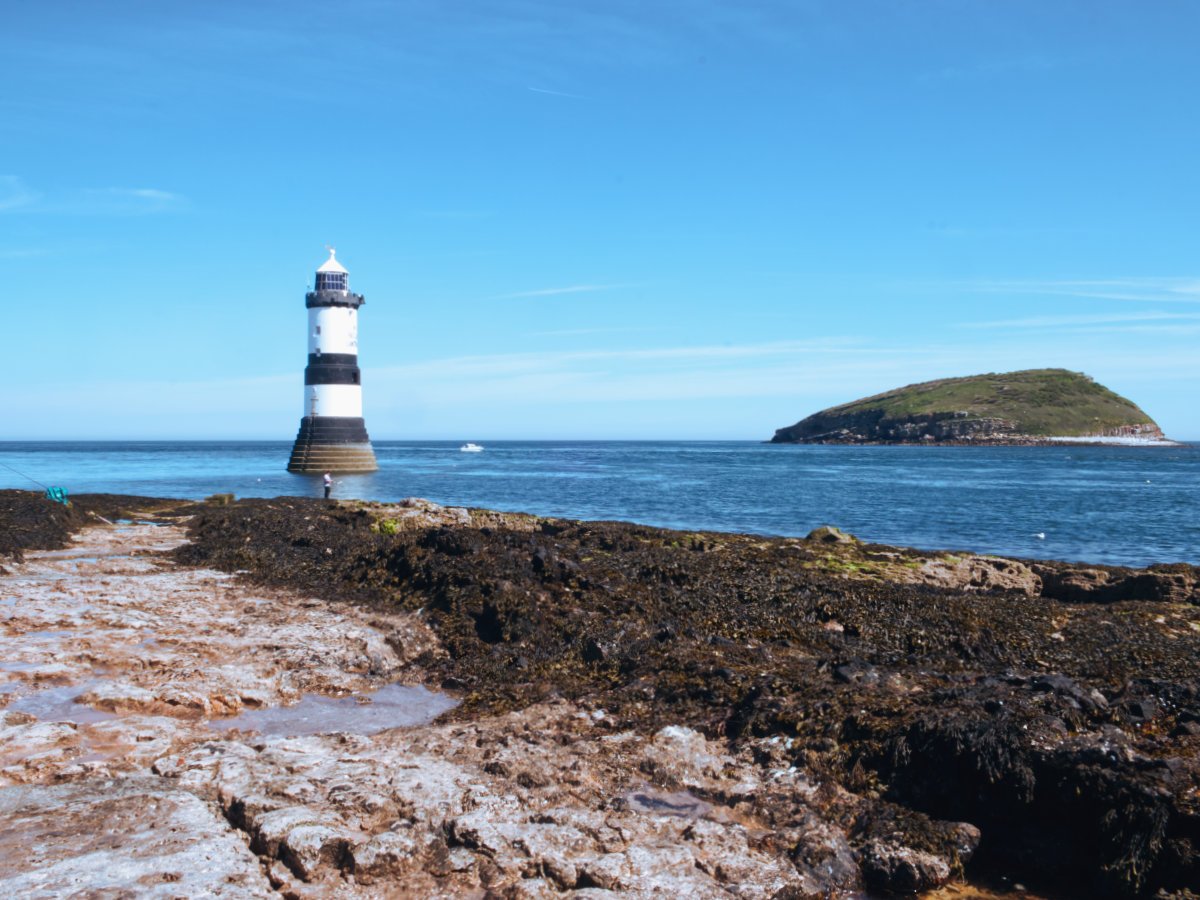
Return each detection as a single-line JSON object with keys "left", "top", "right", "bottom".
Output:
{"left": 460, "top": 443, "right": 484, "bottom": 453}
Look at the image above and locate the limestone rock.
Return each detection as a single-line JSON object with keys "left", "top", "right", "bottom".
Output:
{"left": 1036, "top": 562, "right": 1199, "bottom": 604}
{"left": 0, "top": 777, "right": 272, "bottom": 897}
{"left": 807, "top": 525, "right": 857, "bottom": 544}
{"left": 280, "top": 823, "right": 351, "bottom": 881}
{"left": 920, "top": 555, "right": 1042, "bottom": 595}
{"left": 350, "top": 827, "right": 442, "bottom": 884}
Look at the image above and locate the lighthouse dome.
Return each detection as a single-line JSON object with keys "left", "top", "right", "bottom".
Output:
{"left": 315, "top": 247, "right": 349, "bottom": 291}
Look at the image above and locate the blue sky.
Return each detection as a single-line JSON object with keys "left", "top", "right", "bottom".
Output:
{"left": 4, "top": 0, "right": 1199, "bottom": 440}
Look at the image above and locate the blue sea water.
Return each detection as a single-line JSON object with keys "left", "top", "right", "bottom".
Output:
{"left": 1, "top": 440, "right": 1196, "bottom": 567}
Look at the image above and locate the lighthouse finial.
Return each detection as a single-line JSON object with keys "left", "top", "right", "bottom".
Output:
{"left": 316, "top": 246, "right": 348, "bottom": 275}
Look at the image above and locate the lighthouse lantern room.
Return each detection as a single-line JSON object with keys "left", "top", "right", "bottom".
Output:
{"left": 287, "top": 248, "right": 378, "bottom": 473}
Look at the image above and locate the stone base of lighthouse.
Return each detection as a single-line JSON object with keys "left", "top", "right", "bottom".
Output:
{"left": 287, "top": 416, "right": 378, "bottom": 473}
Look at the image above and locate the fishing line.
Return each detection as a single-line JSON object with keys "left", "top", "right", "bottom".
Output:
{"left": 0, "top": 461, "right": 50, "bottom": 491}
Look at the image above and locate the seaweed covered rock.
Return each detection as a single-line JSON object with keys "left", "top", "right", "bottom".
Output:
{"left": 0, "top": 490, "right": 191, "bottom": 560}
{"left": 860, "top": 841, "right": 953, "bottom": 893}
{"left": 859, "top": 676, "right": 1200, "bottom": 897}
{"left": 176, "top": 497, "right": 1200, "bottom": 897}
{"left": 0, "top": 490, "right": 85, "bottom": 559}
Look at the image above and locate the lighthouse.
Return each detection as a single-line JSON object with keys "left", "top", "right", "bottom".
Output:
{"left": 286, "top": 248, "right": 378, "bottom": 473}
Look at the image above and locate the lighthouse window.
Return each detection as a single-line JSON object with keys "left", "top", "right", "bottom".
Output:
{"left": 316, "top": 272, "right": 348, "bottom": 291}
{"left": 315, "top": 326, "right": 321, "bottom": 334}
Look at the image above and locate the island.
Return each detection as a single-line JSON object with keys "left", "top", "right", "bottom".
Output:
{"left": 771, "top": 368, "right": 1173, "bottom": 445}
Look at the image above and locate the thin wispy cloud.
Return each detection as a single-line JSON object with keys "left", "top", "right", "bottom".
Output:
{"left": 967, "top": 278, "right": 1200, "bottom": 304}
{"left": 0, "top": 176, "right": 39, "bottom": 211}
{"left": 123, "top": 188, "right": 178, "bottom": 202}
{"left": 79, "top": 187, "right": 186, "bottom": 214}
{"left": 529, "top": 326, "right": 659, "bottom": 338}
{"left": 918, "top": 54, "right": 1060, "bottom": 83}
{"left": 0, "top": 179, "right": 186, "bottom": 215}
{"left": 527, "top": 85, "right": 585, "bottom": 99}
{"left": 487, "top": 283, "right": 630, "bottom": 301}
{"left": 961, "top": 311, "right": 1200, "bottom": 330}
{"left": 362, "top": 340, "right": 910, "bottom": 410}
{"left": 374, "top": 338, "right": 885, "bottom": 378}
{"left": 1057, "top": 323, "right": 1200, "bottom": 338}
{"left": 414, "top": 209, "right": 493, "bottom": 221}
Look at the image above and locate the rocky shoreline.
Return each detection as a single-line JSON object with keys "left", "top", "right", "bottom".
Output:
{"left": 2, "top": 490, "right": 1198, "bottom": 898}
{"left": 769, "top": 435, "right": 1179, "bottom": 448}
{"left": 768, "top": 416, "right": 1175, "bottom": 447}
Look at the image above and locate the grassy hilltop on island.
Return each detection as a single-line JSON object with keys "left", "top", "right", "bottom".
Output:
{"left": 772, "top": 368, "right": 1167, "bottom": 444}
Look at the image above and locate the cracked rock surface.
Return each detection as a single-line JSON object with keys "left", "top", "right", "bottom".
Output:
{"left": 0, "top": 777, "right": 272, "bottom": 898}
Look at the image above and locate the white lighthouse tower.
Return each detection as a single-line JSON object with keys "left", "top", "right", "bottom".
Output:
{"left": 287, "top": 248, "right": 378, "bottom": 473}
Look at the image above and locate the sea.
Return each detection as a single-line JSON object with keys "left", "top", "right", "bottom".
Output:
{"left": 1, "top": 440, "right": 1197, "bottom": 568}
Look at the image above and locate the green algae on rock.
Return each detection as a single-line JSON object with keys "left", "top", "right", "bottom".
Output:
{"left": 770, "top": 368, "right": 1170, "bottom": 444}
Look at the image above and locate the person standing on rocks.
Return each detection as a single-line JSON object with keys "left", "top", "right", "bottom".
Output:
{"left": 323, "top": 472, "right": 333, "bottom": 500}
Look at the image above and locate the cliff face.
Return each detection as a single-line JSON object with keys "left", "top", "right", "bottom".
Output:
{"left": 771, "top": 369, "right": 1167, "bottom": 445}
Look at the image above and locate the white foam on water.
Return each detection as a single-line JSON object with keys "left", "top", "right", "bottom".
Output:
{"left": 1045, "top": 435, "right": 1179, "bottom": 446}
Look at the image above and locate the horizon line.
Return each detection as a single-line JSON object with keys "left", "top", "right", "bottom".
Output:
{"left": 1, "top": 436, "right": 1196, "bottom": 444}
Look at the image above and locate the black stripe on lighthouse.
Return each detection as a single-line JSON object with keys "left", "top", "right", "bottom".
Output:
{"left": 306, "top": 289, "right": 365, "bottom": 309}
{"left": 305, "top": 353, "right": 361, "bottom": 386}
{"left": 294, "top": 416, "right": 372, "bottom": 444}
{"left": 307, "top": 353, "right": 357, "bottom": 367}
{"left": 305, "top": 365, "right": 361, "bottom": 385}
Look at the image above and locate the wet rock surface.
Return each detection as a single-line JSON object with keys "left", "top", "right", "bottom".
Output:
{"left": 0, "top": 519, "right": 439, "bottom": 780}
{"left": 2, "top": 491, "right": 1199, "bottom": 897}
